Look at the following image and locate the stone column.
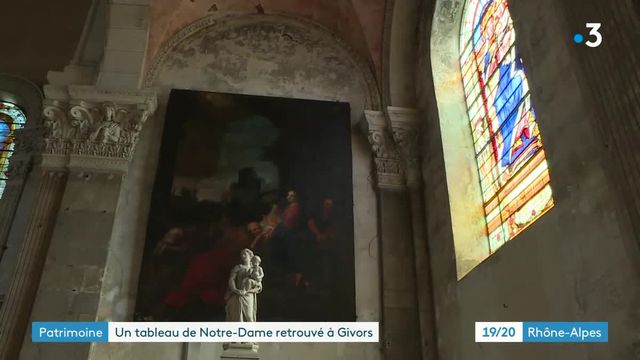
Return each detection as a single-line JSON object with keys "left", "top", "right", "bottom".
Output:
{"left": 0, "top": 85, "right": 156, "bottom": 360}
{"left": 0, "top": 127, "right": 43, "bottom": 264}
{"left": 364, "top": 110, "right": 421, "bottom": 360}
{"left": 22, "top": 87, "right": 155, "bottom": 360}
{"left": 0, "top": 161, "right": 68, "bottom": 359}
{"left": 389, "top": 107, "right": 437, "bottom": 360}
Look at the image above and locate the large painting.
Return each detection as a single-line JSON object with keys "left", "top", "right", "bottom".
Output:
{"left": 134, "top": 90, "right": 355, "bottom": 322}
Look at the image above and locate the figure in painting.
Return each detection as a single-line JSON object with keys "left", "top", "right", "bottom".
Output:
{"left": 282, "top": 190, "right": 301, "bottom": 230}
{"left": 259, "top": 203, "right": 281, "bottom": 239}
{"left": 246, "top": 222, "right": 270, "bottom": 250}
{"left": 158, "top": 239, "right": 234, "bottom": 320}
{"left": 153, "top": 226, "right": 189, "bottom": 257}
{"left": 307, "top": 198, "right": 338, "bottom": 287}
{"left": 135, "top": 91, "right": 355, "bottom": 322}
{"left": 225, "top": 249, "right": 264, "bottom": 322}
{"left": 307, "top": 198, "right": 336, "bottom": 247}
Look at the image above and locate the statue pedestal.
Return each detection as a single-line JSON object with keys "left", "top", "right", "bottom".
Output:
{"left": 220, "top": 343, "right": 260, "bottom": 360}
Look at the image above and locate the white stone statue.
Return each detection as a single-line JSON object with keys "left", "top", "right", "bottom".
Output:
{"left": 89, "top": 104, "right": 122, "bottom": 143}
{"left": 225, "top": 249, "right": 264, "bottom": 322}
{"left": 44, "top": 115, "right": 62, "bottom": 139}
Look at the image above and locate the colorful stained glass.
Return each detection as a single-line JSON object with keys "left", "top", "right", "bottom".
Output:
{"left": 0, "top": 101, "right": 27, "bottom": 199}
{"left": 460, "top": 0, "right": 553, "bottom": 252}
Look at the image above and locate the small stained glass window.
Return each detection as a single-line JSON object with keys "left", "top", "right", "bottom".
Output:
{"left": 0, "top": 101, "right": 27, "bottom": 198}
{"left": 460, "top": 0, "right": 554, "bottom": 252}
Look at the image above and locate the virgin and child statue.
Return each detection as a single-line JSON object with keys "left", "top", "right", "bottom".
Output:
{"left": 225, "top": 248, "right": 264, "bottom": 322}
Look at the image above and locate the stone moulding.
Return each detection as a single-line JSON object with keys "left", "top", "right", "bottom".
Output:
{"left": 388, "top": 107, "right": 421, "bottom": 187}
{"left": 67, "top": 155, "right": 130, "bottom": 174}
{"left": 41, "top": 86, "right": 157, "bottom": 171}
{"left": 142, "top": 13, "right": 382, "bottom": 111}
{"left": 364, "top": 110, "right": 405, "bottom": 190}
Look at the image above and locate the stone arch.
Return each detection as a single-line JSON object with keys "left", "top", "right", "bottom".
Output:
{"left": 93, "top": 13, "right": 382, "bottom": 360}
{"left": 143, "top": 13, "right": 382, "bottom": 118}
{"left": 382, "top": 0, "right": 422, "bottom": 107}
{"left": 0, "top": 73, "right": 43, "bottom": 126}
{"left": 429, "top": 0, "right": 489, "bottom": 278}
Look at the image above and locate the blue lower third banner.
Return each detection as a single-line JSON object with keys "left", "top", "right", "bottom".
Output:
{"left": 475, "top": 322, "right": 608, "bottom": 343}
{"left": 32, "top": 322, "right": 379, "bottom": 343}
{"left": 523, "top": 322, "right": 608, "bottom": 343}
{"left": 33, "top": 322, "right": 109, "bottom": 343}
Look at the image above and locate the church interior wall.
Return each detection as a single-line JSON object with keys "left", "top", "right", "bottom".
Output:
{"left": 1, "top": 0, "right": 640, "bottom": 359}
{"left": 417, "top": 0, "right": 640, "bottom": 359}
{"left": 89, "top": 14, "right": 383, "bottom": 360}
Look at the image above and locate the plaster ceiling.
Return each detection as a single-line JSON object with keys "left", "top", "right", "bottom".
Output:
{"left": 148, "top": 0, "right": 386, "bottom": 76}
{"left": 0, "top": 0, "right": 92, "bottom": 85}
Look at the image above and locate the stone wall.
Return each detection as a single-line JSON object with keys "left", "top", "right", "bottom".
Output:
{"left": 418, "top": 0, "right": 640, "bottom": 359}
{"left": 146, "top": 0, "right": 385, "bottom": 76}
{"left": 5, "top": 0, "right": 638, "bottom": 358}
{"left": 5, "top": 89, "right": 157, "bottom": 359}
{"left": 551, "top": 0, "right": 640, "bottom": 249}
{"left": 90, "top": 14, "right": 383, "bottom": 360}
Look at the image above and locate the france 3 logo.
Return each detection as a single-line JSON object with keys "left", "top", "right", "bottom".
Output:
{"left": 573, "top": 23, "right": 602, "bottom": 48}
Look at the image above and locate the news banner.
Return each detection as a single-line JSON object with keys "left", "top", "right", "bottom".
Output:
{"left": 31, "top": 321, "right": 607, "bottom": 343}
{"left": 475, "top": 322, "right": 608, "bottom": 343}
{"left": 32, "top": 322, "right": 379, "bottom": 343}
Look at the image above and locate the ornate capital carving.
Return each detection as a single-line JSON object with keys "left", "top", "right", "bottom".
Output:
{"left": 42, "top": 87, "right": 157, "bottom": 171}
{"left": 363, "top": 110, "right": 405, "bottom": 191}
{"left": 388, "top": 107, "right": 422, "bottom": 188}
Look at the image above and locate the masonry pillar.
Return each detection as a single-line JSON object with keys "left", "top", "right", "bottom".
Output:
{"left": 388, "top": 107, "right": 437, "bottom": 360}
{"left": 0, "top": 85, "right": 156, "bottom": 359}
{"left": 18, "top": 86, "right": 156, "bottom": 360}
{"left": 0, "top": 156, "right": 68, "bottom": 359}
{"left": 364, "top": 110, "right": 421, "bottom": 360}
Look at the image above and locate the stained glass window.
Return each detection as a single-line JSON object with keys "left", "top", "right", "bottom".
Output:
{"left": 0, "top": 101, "right": 27, "bottom": 199}
{"left": 460, "top": 0, "right": 553, "bottom": 252}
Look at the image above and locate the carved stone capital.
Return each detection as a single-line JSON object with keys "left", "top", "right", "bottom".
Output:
{"left": 388, "top": 107, "right": 422, "bottom": 188}
{"left": 41, "top": 86, "right": 157, "bottom": 172}
{"left": 363, "top": 110, "right": 405, "bottom": 191}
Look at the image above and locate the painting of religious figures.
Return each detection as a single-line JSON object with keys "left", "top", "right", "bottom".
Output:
{"left": 134, "top": 90, "right": 355, "bottom": 322}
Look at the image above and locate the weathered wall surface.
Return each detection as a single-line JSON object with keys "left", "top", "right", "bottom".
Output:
{"left": 91, "top": 14, "right": 382, "bottom": 360}
{"left": 145, "top": 14, "right": 379, "bottom": 123}
{"left": 552, "top": 0, "right": 640, "bottom": 251}
{"left": 20, "top": 172, "right": 123, "bottom": 359}
{"left": 147, "top": 0, "right": 385, "bottom": 76}
{"left": 418, "top": 0, "right": 640, "bottom": 359}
